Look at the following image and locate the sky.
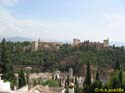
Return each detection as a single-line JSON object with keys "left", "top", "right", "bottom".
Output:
{"left": 0, "top": 0, "right": 125, "bottom": 42}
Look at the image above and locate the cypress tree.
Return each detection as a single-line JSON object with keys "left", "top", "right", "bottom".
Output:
{"left": 115, "top": 61, "right": 120, "bottom": 71}
{"left": 75, "top": 77, "right": 80, "bottom": 93}
{"left": 65, "top": 75, "right": 69, "bottom": 88}
{"left": 65, "top": 87, "right": 69, "bottom": 93}
{"left": 96, "top": 70, "right": 100, "bottom": 81}
{"left": 59, "top": 79, "right": 62, "bottom": 86}
{"left": 119, "top": 70, "right": 122, "bottom": 86}
{"left": 19, "top": 70, "right": 26, "bottom": 88}
{"left": 75, "top": 77, "right": 78, "bottom": 87}
{"left": 1, "top": 38, "right": 7, "bottom": 73}
{"left": 85, "top": 61, "right": 91, "bottom": 87}
{"left": 1, "top": 38, "right": 6, "bottom": 57}
{"left": 112, "top": 78, "right": 120, "bottom": 88}
{"left": 104, "top": 83, "right": 108, "bottom": 89}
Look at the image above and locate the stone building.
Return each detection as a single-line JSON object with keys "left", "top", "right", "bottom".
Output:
{"left": 23, "top": 45, "right": 31, "bottom": 52}
{"left": 73, "top": 38, "right": 109, "bottom": 49}
{"left": 31, "top": 41, "right": 39, "bottom": 52}
{"left": 31, "top": 39, "right": 62, "bottom": 51}
{"left": 73, "top": 39, "right": 80, "bottom": 46}
{"left": 38, "top": 42, "right": 62, "bottom": 50}
{"left": 53, "top": 71, "right": 61, "bottom": 80}
{"left": 103, "top": 38, "right": 109, "bottom": 47}
{"left": 69, "top": 68, "right": 73, "bottom": 78}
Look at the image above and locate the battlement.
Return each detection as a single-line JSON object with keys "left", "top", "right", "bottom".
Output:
{"left": 72, "top": 38, "right": 109, "bottom": 49}
{"left": 31, "top": 39, "right": 63, "bottom": 51}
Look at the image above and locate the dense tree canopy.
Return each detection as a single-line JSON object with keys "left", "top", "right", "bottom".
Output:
{"left": 0, "top": 39, "right": 125, "bottom": 73}
{"left": 0, "top": 38, "right": 15, "bottom": 88}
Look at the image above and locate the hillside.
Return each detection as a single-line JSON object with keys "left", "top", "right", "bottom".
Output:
{"left": 0, "top": 40, "right": 125, "bottom": 75}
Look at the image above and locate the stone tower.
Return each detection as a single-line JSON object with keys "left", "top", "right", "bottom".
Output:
{"left": 31, "top": 41, "right": 38, "bottom": 51}
{"left": 103, "top": 38, "right": 109, "bottom": 47}
{"left": 69, "top": 68, "right": 73, "bottom": 77}
{"left": 73, "top": 39, "right": 80, "bottom": 46}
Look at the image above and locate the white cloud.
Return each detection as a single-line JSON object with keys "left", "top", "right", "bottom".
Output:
{"left": 104, "top": 14, "right": 125, "bottom": 42}
{"left": 0, "top": 0, "right": 19, "bottom": 7}
{"left": 0, "top": 7, "right": 106, "bottom": 41}
{"left": 0, "top": 13, "right": 83, "bottom": 41}
{"left": 1, "top": 0, "right": 125, "bottom": 42}
{"left": 0, "top": 6, "right": 118, "bottom": 42}
{"left": 0, "top": 7, "right": 117, "bottom": 42}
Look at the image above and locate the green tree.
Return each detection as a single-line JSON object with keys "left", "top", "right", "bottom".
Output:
{"left": 84, "top": 61, "right": 91, "bottom": 93}
{"left": 1, "top": 38, "right": 6, "bottom": 63}
{"left": 91, "top": 81, "right": 102, "bottom": 93}
{"left": 41, "top": 79, "right": 59, "bottom": 87}
{"left": 65, "top": 87, "right": 69, "bottom": 93}
{"left": 1, "top": 38, "right": 15, "bottom": 81}
{"left": 0, "top": 38, "right": 16, "bottom": 89}
{"left": 104, "top": 83, "right": 108, "bottom": 88}
{"left": 74, "top": 77, "right": 81, "bottom": 93}
{"left": 1, "top": 38, "right": 7, "bottom": 74}
{"left": 115, "top": 61, "right": 120, "bottom": 71}
{"left": 59, "top": 79, "right": 62, "bottom": 86}
{"left": 19, "top": 70, "right": 26, "bottom": 88}
{"left": 75, "top": 77, "right": 78, "bottom": 87}
{"left": 84, "top": 61, "right": 91, "bottom": 87}
{"left": 66, "top": 75, "right": 70, "bottom": 86}
{"left": 119, "top": 70, "right": 122, "bottom": 86}
{"left": 109, "top": 71, "right": 120, "bottom": 88}
{"left": 95, "top": 70, "right": 100, "bottom": 81}
{"left": 75, "top": 87, "right": 81, "bottom": 93}
{"left": 112, "top": 78, "right": 120, "bottom": 88}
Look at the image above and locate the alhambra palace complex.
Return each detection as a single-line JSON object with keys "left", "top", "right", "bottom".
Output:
{"left": 29, "top": 38, "right": 109, "bottom": 52}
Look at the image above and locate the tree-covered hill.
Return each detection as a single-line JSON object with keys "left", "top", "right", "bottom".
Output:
{"left": 0, "top": 39, "right": 125, "bottom": 74}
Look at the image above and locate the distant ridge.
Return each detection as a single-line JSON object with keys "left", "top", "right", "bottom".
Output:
{"left": 5, "top": 37, "right": 32, "bottom": 42}
{"left": 110, "top": 41, "right": 125, "bottom": 46}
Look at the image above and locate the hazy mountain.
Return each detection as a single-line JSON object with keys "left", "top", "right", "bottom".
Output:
{"left": 6, "top": 37, "right": 32, "bottom": 42}
{"left": 110, "top": 41, "right": 125, "bottom": 46}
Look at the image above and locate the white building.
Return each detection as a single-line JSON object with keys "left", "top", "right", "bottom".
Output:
{"left": 0, "top": 74, "right": 14, "bottom": 93}
{"left": 53, "top": 71, "right": 61, "bottom": 80}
